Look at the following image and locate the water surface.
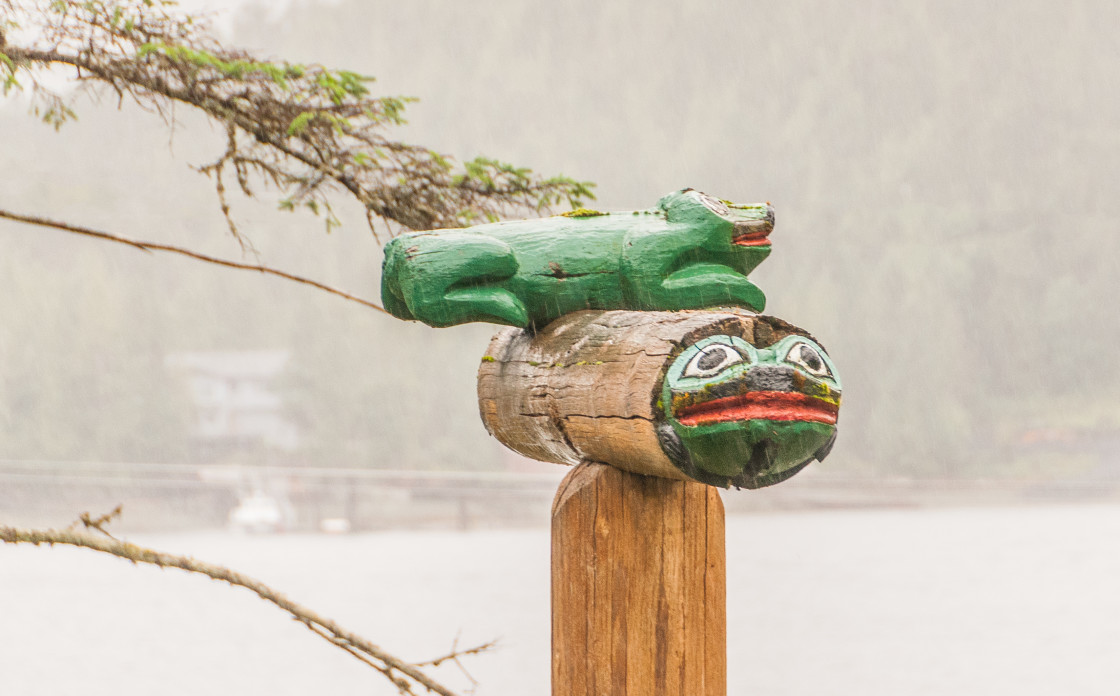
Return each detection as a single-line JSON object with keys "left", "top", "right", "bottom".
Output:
{"left": 3, "top": 505, "right": 1119, "bottom": 695}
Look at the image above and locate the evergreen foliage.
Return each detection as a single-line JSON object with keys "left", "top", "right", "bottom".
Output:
{"left": 0, "top": 0, "right": 594, "bottom": 243}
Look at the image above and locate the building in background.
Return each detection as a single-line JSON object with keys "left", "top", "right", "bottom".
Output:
{"left": 165, "top": 350, "right": 299, "bottom": 461}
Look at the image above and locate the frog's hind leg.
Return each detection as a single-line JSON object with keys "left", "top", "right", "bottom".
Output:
{"left": 641, "top": 262, "right": 767, "bottom": 313}
{"left": 393, "top": 235, "right": 528, "bottom": 327}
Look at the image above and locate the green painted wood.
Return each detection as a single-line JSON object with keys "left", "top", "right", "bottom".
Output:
{"left": 658, "top": 332, "right": 841, "bottom": 489}
{"left": 381, "top": 189, "right": 774, "bottom": 329}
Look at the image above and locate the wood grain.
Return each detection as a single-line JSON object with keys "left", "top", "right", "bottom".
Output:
{"left": 479, "top": 308, "right": 796, "bottom": 480}
{"left": 552, "top": 462, "right": 726, "bottom": 695}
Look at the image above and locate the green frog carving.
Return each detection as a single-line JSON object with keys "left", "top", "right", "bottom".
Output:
{"left": 658, "top": 332, "right": 841, "bottom": 489}
{"left": 381, "top": 189, "right": 774, "bottom": 329}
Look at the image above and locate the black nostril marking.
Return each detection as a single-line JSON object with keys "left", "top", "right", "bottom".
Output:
{"left": 744, "top": 439, "right": 777, "bottom": 477}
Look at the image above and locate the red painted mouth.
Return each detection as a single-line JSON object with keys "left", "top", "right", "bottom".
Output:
{"left": 732, "top": 233, "right": 772, "bottom": 247}
{"left": 731, "top": 218, "right": 773, "bottom": 247}
{"left": 675, "top": 391, "right": 838, "bottom": 427}
{"left": 731, "top": 220, "right": 772, "bottom": 247}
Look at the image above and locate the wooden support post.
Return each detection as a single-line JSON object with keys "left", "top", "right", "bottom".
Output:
{"left": 477, "top": 309, "right": 841, "bottom": 693}
{"left": 552, "top": 462, "right": 726, "bottom": 696}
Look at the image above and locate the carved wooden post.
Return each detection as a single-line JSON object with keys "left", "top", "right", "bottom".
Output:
{"left": 550, "top": 462, "right": 726, "bottom": 695}
{"left": 479, "top": 308, "right": 840, "bottom": 695}
{"left": 382, "top": 189, "right": 843, "bottom": 695}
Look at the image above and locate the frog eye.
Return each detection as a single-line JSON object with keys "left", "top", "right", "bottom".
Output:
{"left": 696, "top": 192, "right": 730, "bottom": 216}
{"left": 784, "top": 342, "right": 833, "bottom": 379}
{"left": 682, "top": 343, "right": 747, "bottom": 378}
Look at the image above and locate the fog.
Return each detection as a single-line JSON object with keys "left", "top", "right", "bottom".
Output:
{"left": 4, "top": 0, "right": 1115, "bottom": 487}
{"left": 1, "top": 0, "right": 1118, "bottom": 692}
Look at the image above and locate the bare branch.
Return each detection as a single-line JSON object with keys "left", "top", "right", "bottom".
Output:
{"left": 416, "top": 634, "right": 496, "bottom": 694}
{"left": 77, "top": 504, "right": 123, "bottom": 539}
{"left": 416, "top": 638, "right": 498, "bottom": 668}
{"left": 0, "top": 206, "right": 389, "bottom": 314}
{"left": 0, "top": 522, "right": 465, "bottom": 696}
{"left": 303, "top": 621, "right": 416, "bottom": 695}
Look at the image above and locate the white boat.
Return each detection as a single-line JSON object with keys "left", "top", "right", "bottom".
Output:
{"left": 228, "top": 491, "right": 285, "bottom": 533}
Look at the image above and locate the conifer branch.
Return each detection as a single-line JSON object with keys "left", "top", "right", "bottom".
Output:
{"left": 0, "top": 0, "right": 595, "bottom": 240}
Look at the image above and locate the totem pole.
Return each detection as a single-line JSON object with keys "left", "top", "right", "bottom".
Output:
{"left": 382, "top": 189, "right": 842, "bottom": 695}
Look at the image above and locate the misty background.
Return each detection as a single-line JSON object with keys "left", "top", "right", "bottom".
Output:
{"left": 3, "top": 1, "right": 1120, "bottom": 694}
{"left": 2, "top": 1, "right": 1115, "bottom": 486}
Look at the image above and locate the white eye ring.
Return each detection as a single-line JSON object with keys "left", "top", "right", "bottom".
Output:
{"left": 784, "top": 342, "right": 832, "bottom": 379}
{"left": 696, "top": 192, "right": 729, "bottom": 216}
{"left": 682, "top": 343, "right": 746, "bottom": 378}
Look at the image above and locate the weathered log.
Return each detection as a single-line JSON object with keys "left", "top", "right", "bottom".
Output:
{"left": 551, "top": 462, "right": 726, "bottom": 696}
{"left": 478, "top": 308, "right": 841, "bottom": 488}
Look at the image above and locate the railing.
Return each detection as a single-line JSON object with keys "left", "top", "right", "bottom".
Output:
{"left": 0, "top": 459, "right": 566, "bottom": 531}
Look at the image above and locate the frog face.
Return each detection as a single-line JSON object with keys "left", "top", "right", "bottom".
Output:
{"left": 657, "top": 333, "right": 841, "bottom": 488}
{"left": 659, "top": 188, "right": 775, "bottom": 250}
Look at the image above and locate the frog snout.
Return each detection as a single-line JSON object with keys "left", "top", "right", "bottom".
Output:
{"left": 731, "top": 218, "right": 773, "bottom": 246}
{"left": 702, "top": 365, "right": 796, "bottom": 401}
{"left": 742, "top": 364, "right": 795, "bottom": 391}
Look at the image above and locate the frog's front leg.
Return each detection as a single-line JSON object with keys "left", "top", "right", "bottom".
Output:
{"left": 632, "top": 262, "right": 767, "bottom": 313}
{"left": 387, "top": 235, "right": 529, "bottom": 328}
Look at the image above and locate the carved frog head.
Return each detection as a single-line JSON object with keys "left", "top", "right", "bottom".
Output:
{"left": 657, "top": 333, "right": 841, "bottom": 488}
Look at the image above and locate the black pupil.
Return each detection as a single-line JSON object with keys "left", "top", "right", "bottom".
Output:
{"left": 697, "top": 346, "right": 730, "bottom": 371}
{"left": 799, "top": 346, "right": 823, "bottom": 371}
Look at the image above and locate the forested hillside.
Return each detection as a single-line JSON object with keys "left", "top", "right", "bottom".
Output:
{"left": 1, "top": 0, "right": 1115, "bottom": 478}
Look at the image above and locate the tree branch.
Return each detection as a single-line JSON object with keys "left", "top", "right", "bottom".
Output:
{"left": 0, "top": 206, "right": 389, "bottom": 314}
{"left": 0, "top": 0, "right": 595, "bottom": 238}
{"left": 416, "top": 635, "right": 496, "bottom": 694}
{"left": 0, "top": 522, "right": 463, "bottom": 696}
{"left": 415, "top": 639, "right": 498, "bottom": 668}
